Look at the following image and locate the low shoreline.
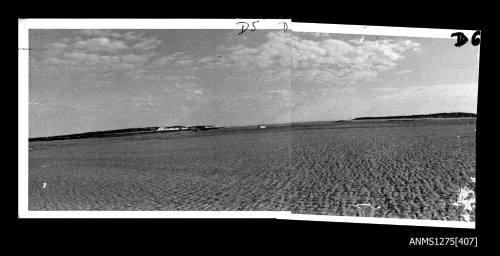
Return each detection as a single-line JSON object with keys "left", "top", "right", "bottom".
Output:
{"left": 29, "top": 116, "right": 476, "bottom": 143}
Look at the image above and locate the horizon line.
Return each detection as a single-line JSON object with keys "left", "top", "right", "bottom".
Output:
{"left": 28, "top": 111, "right": 477, "bottom": 140}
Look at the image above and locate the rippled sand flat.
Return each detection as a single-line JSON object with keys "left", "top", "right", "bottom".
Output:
{"left": 29, "top": 128, "right": 294, "bottom": 211}
{"left": 29, "top": 118, "right": 475, "bottom": 221}
{"left": 290, "top": 119, "right": 476, "bottom": 221}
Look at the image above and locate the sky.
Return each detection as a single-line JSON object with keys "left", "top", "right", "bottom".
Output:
{"left": 29, "top": 29, "right": 479, "bottom": 137}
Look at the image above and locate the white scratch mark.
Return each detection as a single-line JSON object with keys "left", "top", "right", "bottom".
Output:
{"left": 355, "top": 203, "right": 380, "bottom": 209}
{"left": 354, "top": 203, "right": 381, "bottom": 216}
{"left": 452, "top": 186, "right": 475, "bottom": 222}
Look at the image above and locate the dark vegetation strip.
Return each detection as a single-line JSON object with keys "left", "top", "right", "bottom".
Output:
{"left": 353, "top": 112, "right": 476, "bottom": 120}
{"left": 29, "top": 112, "right": 476, "bottom": 142}
{"left": 29, "top": 126, "right": 219, "bottom": 142}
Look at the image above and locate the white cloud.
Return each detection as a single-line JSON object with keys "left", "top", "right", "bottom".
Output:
{"left": 79, "top": 29, "right": 120, "bottom": 38}
{"left": 396, "top": 70, "right": 413, "bottom": 74}
{"left": 292, "top": 34, "right": 421, "bottom": 85}
{"left": 79, "top": 30, "right": 161, "bottom": 51}
{"left": 31, "top": 30, "right": 168, "bottom": 80}
{"left": 152, "top": 51, "right": 188, "bottom": 67}
{"left": 32, "top": 30, "right": 421, "bottom": 100}
{"left": 132, "top": 37, "right": 162, "bottom": 51}
{"left": 153, "top": 55, "right": 175, "bottom": 66}
{"left": 46, "top": 42, "right": 68, "bottom": 50}
{"left": 37, "top": 50, "right": 150, "bottom": 75}
{"left": 190, "top": 89, "right": 203, "bottom": 95}
{"left": 197, "top": 31, "right": 292, "bottom": 70}
{"left": 175, "top": 59, "right": 194, "bottom": 66}
{"left": 121, "top": 54, "right": 149, "bottom": 64}
{"left": 73, "top": 37, "right": 128, "bottom": 52}
{"left": 121, "top": 31, "right": 143, "bottom": 42}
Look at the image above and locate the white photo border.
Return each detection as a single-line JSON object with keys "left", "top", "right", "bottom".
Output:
{"left": 19, "top": 19, "right": 476, "bottom": 229}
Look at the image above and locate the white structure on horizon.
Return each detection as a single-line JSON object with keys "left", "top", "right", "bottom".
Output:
{"left": 157, "top": 126, "right": 186, "bottom": 132}
{"left": 257, "top": 125, "right": 266, "bottom": 129}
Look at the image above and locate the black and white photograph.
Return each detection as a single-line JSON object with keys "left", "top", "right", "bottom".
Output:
{"left": 19, "top": 20, "right": 478, "bottom": 228}
{"left": 288, "top": 24, "right": 478, "bottom": 226}
{"left": 22, "top": 20, "right": 295, "bottom": 215}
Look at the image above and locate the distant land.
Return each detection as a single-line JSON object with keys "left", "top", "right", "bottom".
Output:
{"left": 29, "top": 125, "right": 218, "bottom": 142}
{"left": 29, "top": 112, "right": 477, "bottom": 142}
{"left": 353, "top": 112, "right": 476, "bottom": 120}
